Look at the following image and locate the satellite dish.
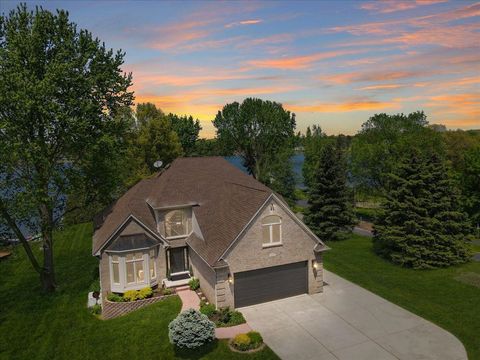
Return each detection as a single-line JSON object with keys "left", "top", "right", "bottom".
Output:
{"left": 153, "top": 160, "right": 163, "bottom": 169}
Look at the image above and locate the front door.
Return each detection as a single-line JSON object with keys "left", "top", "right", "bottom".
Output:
{"left": 169, "top": 247, "right": 188, "bottom": 275}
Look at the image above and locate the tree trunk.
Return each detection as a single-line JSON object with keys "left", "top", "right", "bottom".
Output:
{"left": 39, "top": 203, "right": 56, "bottom": 292}
{"left": 41, "top": 229, "right": 56, "bottom": 292}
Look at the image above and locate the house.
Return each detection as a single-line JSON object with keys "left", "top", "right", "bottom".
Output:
{"left": 92, "top": 157, "right": 328, "bottom": 308}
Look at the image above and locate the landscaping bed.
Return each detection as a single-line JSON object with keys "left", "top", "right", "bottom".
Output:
{"left": 229, "top": 331, "right": 265, "bottom": 353}
{"left": 200, "top": 300, "right": 246, "bottom": 327}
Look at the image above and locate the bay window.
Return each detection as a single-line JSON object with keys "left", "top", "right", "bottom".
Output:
{"left": 108, "top": 248, "right": 157, "bottom": 292}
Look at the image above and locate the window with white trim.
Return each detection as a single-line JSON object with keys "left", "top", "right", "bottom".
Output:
{"left": 109, "top": 248, "right": 157, "bottom": 292}
{"left": 262, "top": 215, "right": 282, "bottom": 246}
{"left": 165, "top": 210, "right": 187, "bottom": 238}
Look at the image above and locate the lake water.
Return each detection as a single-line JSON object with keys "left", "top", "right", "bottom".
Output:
{"left": 225, "top": 153, "right": 305, "bottom": 189}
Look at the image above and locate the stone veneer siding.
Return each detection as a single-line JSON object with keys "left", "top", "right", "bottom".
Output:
{"left": 216, "top": 198, "right": 324, "bottom": 309}
{"left": 102, "top": 296, "right": 169, "bottom": 319}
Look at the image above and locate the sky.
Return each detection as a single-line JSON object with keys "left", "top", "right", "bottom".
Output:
{"left": 1, "top": 0, "right": 479, "bottom": 138}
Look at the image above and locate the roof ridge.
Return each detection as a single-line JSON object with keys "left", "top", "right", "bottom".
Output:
{"left": 225, "top": 181, "right": 270, "bottom": 193}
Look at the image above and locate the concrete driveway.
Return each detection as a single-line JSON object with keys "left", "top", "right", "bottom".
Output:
{"left": 240, "top": 270, "right": 467, "bottom": 360}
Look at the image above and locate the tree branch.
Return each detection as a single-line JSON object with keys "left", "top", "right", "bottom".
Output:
{"left": 0, "top": 200, "right": 43, "bottom": 274}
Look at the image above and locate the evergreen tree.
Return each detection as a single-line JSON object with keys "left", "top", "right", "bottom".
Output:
{"left": 305, "top": 140, "right": 355, "bottom": 240}
{"left": 373, "top": 150, "right": 471, "bottom": 268}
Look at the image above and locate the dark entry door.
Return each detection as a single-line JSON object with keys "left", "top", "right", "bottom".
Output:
{"left": 169, "top": 247, "right": 187, "bottom": 274}
{"left": 234, "top": 261, "right": 308, "bottom": 308}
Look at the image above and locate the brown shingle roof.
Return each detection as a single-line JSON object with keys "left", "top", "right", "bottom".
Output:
{"left": 92, "top": 157, "right": 273, "bottom": 265}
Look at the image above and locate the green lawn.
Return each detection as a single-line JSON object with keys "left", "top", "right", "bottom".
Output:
{"left": 0, "top": 223, "right": 279, "bottom": 360}
{"left": 324, "top": 234, "right": 480, "bottom": 360}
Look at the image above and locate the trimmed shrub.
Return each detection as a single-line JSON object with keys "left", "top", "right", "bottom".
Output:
{"left": 137, "top": 287, "right": 153, "bottom": 300}
{"left": 247, "top": 331, "right": 263, "bottom": 347}
{"left": 168, "top": 309, "right": 215, "bottom": 349}
{"left": 107, "top": 293, "right": 124, "bottom": 302}
{"left": 232, "top": 333, "right": 251, "bottom": 351}
{"left": 218, "top": 307, "right": 231, "bottom": 324}
{"left": 229, "top": 310, "right": 246, "bottom": 326}
{"left": 188, "top": 277, "right": 200, "bottom": 291}
{"left": 200, "top": 303, "right": 216, "bottom": 318}
{"left": 123, "top": 290, "right": 138, "bottom": 302}
{"left": 91, "top": 304, "right": 102, "bottom": 315}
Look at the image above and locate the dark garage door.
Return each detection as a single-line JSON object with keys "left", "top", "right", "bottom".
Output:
{"left": 234, "top": 261, "right": 308, "bottom": 308}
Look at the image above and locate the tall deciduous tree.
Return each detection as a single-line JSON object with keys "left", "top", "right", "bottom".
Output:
{"left": 213, "top": 98, "right": 296, "bottom": 199}
{"left": 135, "top": 103, "right": 182, "bottom": 172}
{"left": 0, "top": 5, "right": 134, "bottom": 291}
{"left": 373, "top": 149, "right": 471, "bottom": 268}
{"left": 351, "top": 111, "right": 443, "bottom": 193}
{"left": 305, "top": 139, "right": 355, "bottom": 241}
{"left": 166, "top": 114, "right": 201, "bottom": 156}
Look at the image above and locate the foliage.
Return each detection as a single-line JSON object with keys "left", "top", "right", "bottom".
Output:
{"left": 302, "top": 125, "right": 332, "bottom": 188}
{"left": 137, "top": 287, "right": 153, "bottom": 300}
{"left": 90, "top": 304, "right": 102, "bottom": 315}
{"left": 162, "top": 288, "right": 173, "bottom": 296}
{"left": 166, "top": 113, "right": 202, "bottom": 156}
{"left": 350, "top": 112, "right": 443, "bottom": 193}
{"left": 107, "top": 293, "right": 124, "bottom": 303}
{"left": 188, "top": 277, "right": 200, "bottom": 290}
{"left": 305, "top": 139, "right": 356, "bottom": 241}
{"left": 232, "top": 334, "right": 251, "bottom": 351}
{"left": 168, "top": 309, "right": 215, "bottom": 349}
{"left": 213, "top": 98, "right": 296, "bottom": 201}
{"left": 200, "top": 302, "right": 216, "bottom": 318}
{"left": 122, "top": 287, "right": 153, "bottom": 301}
{"left": 135, "top": 103, "right": 183, "bottom": 172}
{"left": 460, "top": 145, "right": 480, "bottom": 228}
{"left": 0, "top": 4, "right": 134, "bottom": 291}
{"left": 324, "top": 233, "right": 480, "bottom": 360}
{"left": 0, "top": 223, "right": 279, "bottom": 359}
{"left": 373, "top": 149, "right": 472, "bottom": 268}
{"left": 247, "top": 331, "right": 263, "bottom": 347}
{"left": 191, "top": 138, "right": 233, "bottom": 157}
{"left": 89, "top": 280, "right": 100, "bottom": 294}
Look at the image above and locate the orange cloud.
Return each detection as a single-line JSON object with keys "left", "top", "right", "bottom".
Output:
{"left": 249, "top": 50, "right": 360, "bottom": 70}
{"left": 321, "top": 70, "right": 422, "bottom": 84}
{"left": 358, "top": 84, "right": 404, "bottom": 90}
{"left": 360, "top": 0, "right": 447, "bottom": 14}
{"left": 225, "top": 19, "right": 263, "bottom": 28}
{"left": 286, "top": 99, "right": 399, "bottom": 113}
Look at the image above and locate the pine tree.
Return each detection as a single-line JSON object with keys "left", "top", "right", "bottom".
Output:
{"left": 305, "top": 140, "right": 355, "bottom": 240}
{"left": 373, "top": 150, "right": 471, "bottom": 268}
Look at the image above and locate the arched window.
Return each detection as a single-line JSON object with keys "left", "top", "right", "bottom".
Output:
{"left": 262, "top": 215, "right": 282, "bottom": 246}
{"left": 165, "top": 209, "right": 187, "bottom": 238}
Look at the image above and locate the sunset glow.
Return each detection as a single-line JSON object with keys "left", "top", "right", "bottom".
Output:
{"left": 2, "top": 0, "right": 479, "bottom": 137}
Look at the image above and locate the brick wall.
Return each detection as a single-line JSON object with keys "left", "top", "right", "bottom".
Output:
{"left": 102, "top": 295, "right": 170, "bottom": 319}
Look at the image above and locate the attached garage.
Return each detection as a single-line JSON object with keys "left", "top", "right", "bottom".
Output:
{"left": 234, "top": 261, "right": 308, "bottom": 308}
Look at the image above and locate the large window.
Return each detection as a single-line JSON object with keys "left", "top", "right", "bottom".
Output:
{"left": 165, "top": 209, "right": 188, "bottom": 238}
{"left": 262, "top": 215, "right": 282, "bottom": 247}
{"left": 109, "top": 248, "right": 157, "bottom": 292}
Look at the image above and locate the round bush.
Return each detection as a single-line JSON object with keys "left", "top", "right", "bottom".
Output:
{"left": 168, "top": 309, "right": 215, "bottom": 349}
{"left": 232, "top": 333, "right": 251, "bottom": 351}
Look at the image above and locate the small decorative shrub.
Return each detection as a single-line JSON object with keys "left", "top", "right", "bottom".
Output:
{"left": 200, "top": 303, "right": 216, "bottom": 318}
{"left": 218, "top": 306, "right": 231, "bottom": 323}
{"left": 229, "top": 310, "right": 246, "bottom": 326}
{"left": 123, "top": 290, "right": 138, "bottom": 302}
{"left": 107, "top": 293, "right": 124, "bottom": 302}
{"left": 168, "top": 309, "right": 215, "bottom": 349}
{"left": 188, "top": 277, "right": 200, "bottom": 291}
{"left": 232, "top": 333, "right": 251, "bottom": 351}
{"left": 91, "top": 304, "right": 102, "bottom": 315}
{"left": 247, "top": 331, "right": 263, "bottom": 347}
{"left": 162, "top": 288, "right": 173, "bottom": 296}
{"left": 89, "top": 280, "right": 100, "bottom": 298}
{"left": 231, "top": 332, "right": 264, "bottom": 351}
{"left": 137, "top": 287, "right": 153, "bottom": 300}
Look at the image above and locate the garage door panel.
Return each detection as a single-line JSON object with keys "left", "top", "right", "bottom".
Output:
{"left": 234, "top": 261, "right": 308, "bottom": 308}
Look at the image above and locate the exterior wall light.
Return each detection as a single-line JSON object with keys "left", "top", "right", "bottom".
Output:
{"left": 228, "top": 273, "right": 234, "bottom": 284}
{"left": 312, "top": 260, "right": 318, "bottom": 269}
